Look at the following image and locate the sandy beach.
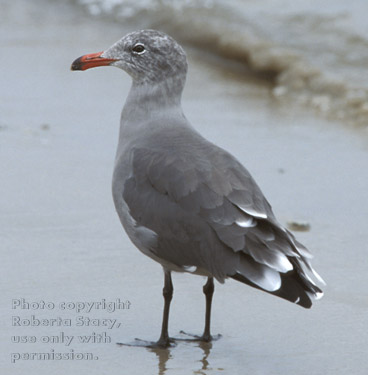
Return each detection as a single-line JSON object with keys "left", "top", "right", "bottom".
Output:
{"left": 1, "top": 0, "right": 368, "bottom": 374}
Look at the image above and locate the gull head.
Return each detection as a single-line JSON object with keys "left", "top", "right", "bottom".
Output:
{"left": 71, "top": 29, "right": 188, "bottom": 85}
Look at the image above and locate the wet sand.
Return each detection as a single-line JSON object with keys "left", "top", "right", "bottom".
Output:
{"left": 1, "top": 0, "right": 368, "bottom": 374}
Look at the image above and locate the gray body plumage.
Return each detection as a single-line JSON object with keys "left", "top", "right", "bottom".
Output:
{"left": 105, "top": 30, "right": 324, "bottom": 308}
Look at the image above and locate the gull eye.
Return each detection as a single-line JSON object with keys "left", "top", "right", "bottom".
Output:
{"left": 132, "top": 44, "right": 145, "bottom": 54}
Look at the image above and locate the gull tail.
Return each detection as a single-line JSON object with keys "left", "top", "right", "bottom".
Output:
{"left": 231, "top": 257, "right": 324, "bottom": 309}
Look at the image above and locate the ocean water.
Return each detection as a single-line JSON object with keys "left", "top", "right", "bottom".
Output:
{"left": 73, "top": 0, "right": 368, "bottom": 127}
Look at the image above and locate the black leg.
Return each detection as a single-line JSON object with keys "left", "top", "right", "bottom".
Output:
{"left": 156, "top": 270, "right": 174, "bottom": 347}
{"left": 117, "top": 274, "right": 220, "bottom": 348}
{"left": 202, "top": 277, "right": 214, "bottom": 341}
{"left": 117, "top": 269, "right": 175, "bottom": 348}
{"left": 178, "top": 276, "right": 221, "bottom": 342}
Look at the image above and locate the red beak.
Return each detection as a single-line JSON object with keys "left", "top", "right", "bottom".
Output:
{"left": 70, "top": 51, "right": 117, "bottom": 71}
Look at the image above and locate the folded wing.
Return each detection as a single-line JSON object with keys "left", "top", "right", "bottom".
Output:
{"left": 123, "top": 133, "right": 324, "bottom": 308}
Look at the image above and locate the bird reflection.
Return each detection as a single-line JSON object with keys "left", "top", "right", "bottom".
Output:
{"left": 148, "top": 340, "right": 213, "bottom": 375}
{"left": 148, "top": 346, "right": 172, "bottom": 375}
{"left": 194, "top": 341, "right": 212, "bottom": 374}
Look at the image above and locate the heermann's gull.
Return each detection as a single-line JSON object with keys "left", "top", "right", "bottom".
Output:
{"left": 71, "top": 29, "right": 324, "bottom": 348}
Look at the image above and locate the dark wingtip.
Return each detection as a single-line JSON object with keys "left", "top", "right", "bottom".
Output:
{"left": 230, "top": 272, "right": 314, "bottom": 309}
{"left": 70, "top": 56, "right": 83, "bottom": 71}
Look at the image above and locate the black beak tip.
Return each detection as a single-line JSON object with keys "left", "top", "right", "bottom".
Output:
{"left": 70, "top": 56, "right": 83, "bottom": 71}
